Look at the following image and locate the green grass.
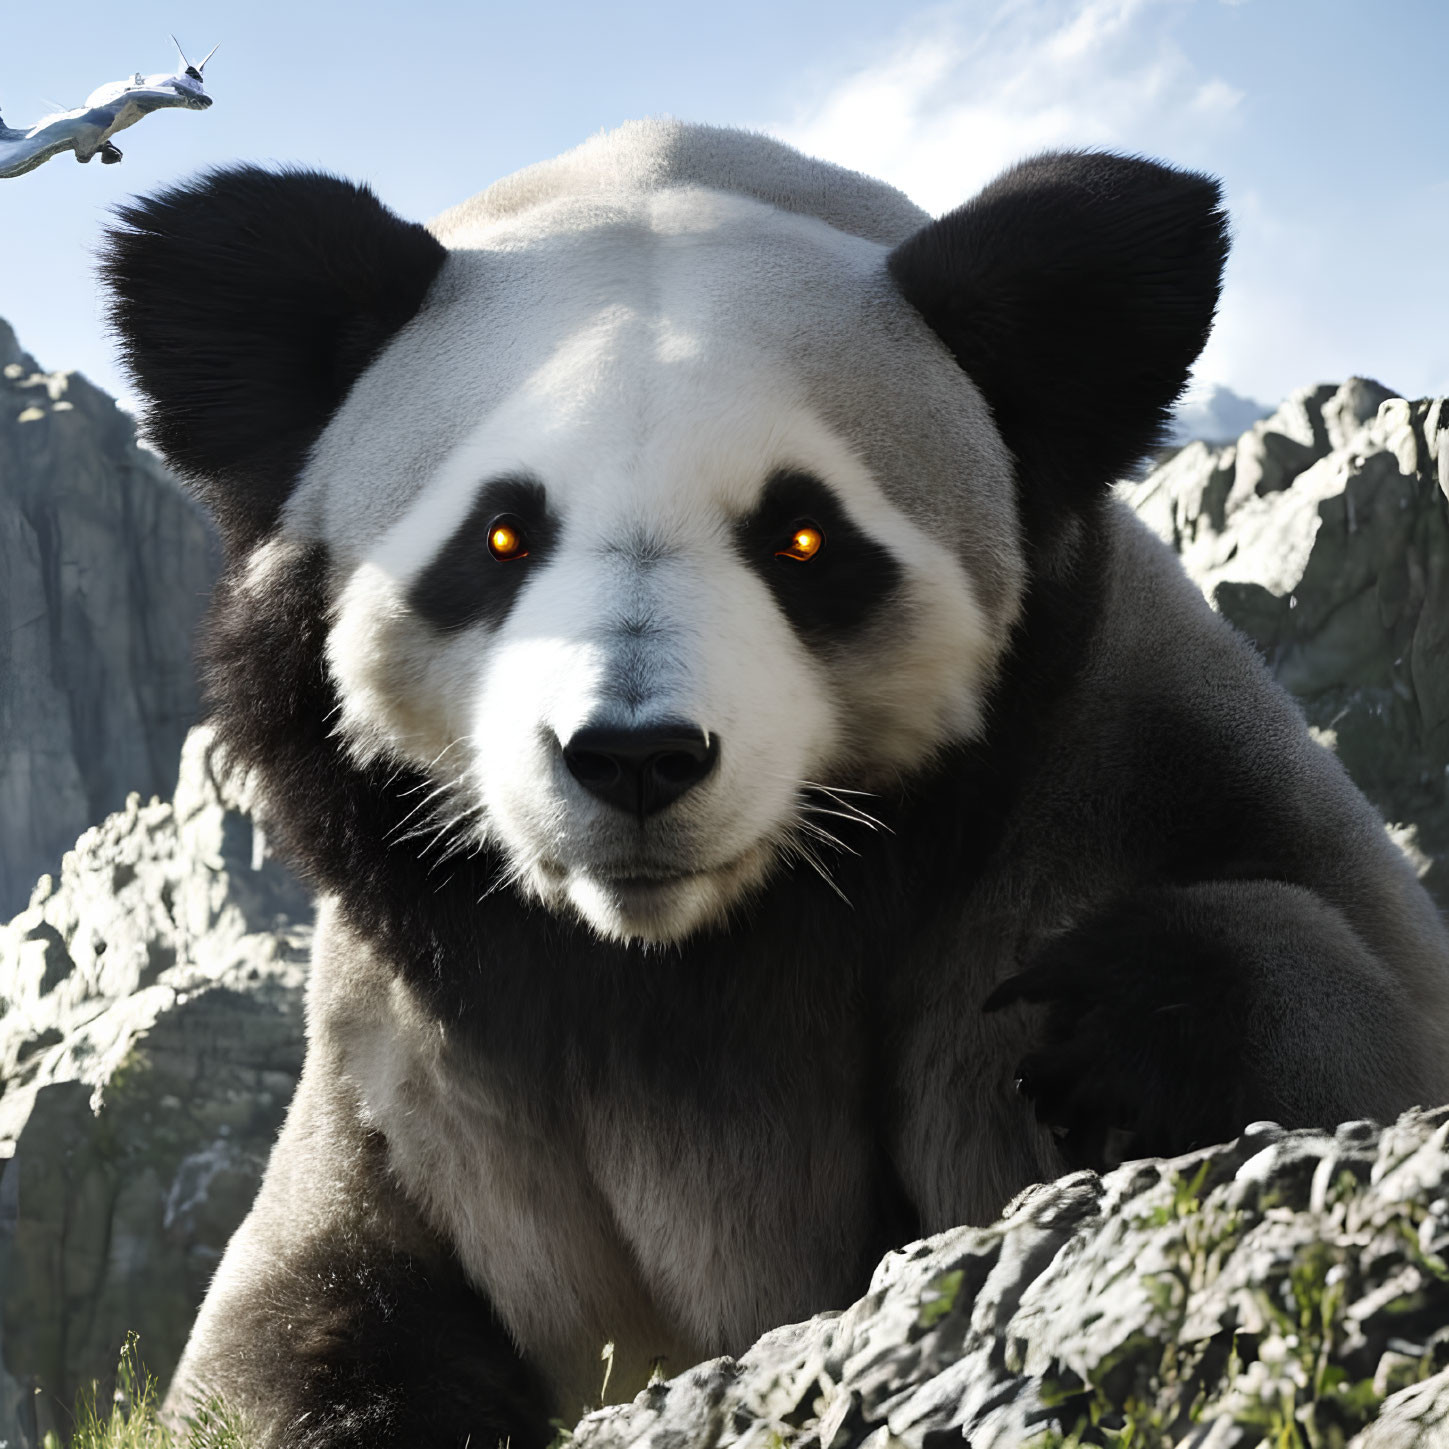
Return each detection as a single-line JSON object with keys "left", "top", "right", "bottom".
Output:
{"left": 41, "top": 1336, "right": 247, "bottom": 1449}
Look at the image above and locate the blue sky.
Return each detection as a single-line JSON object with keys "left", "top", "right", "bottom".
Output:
{"left": 4, "top": 0, "right": 1447, "bottom": 411}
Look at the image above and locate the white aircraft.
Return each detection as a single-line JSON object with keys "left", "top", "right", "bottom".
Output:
{"left": 0, "top": 36, "right": 216, "bottom": 179}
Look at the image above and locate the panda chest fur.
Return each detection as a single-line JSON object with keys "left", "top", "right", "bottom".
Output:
{"left": 318, "top": 909, "right": 887, "bottom": 1416}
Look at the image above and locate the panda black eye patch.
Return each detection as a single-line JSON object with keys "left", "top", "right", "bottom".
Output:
{"left": 734, "top": 470, "right": 903, "bottom": 641}
{"left": 409, "top": 476, "right": 559, "bottom": 633}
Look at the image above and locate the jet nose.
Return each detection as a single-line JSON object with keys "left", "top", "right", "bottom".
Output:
{"left": 563, "top": 723, "right": 720, "bottom": 819}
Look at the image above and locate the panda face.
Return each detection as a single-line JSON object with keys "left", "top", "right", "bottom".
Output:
{"left": 299, "top": 190, "right": 1023, "bottom": 944}
{"left": 107, "top": 133, "right": 1226, "bottom": 948}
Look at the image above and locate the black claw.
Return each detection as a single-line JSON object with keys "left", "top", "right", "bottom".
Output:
{"left": 992, "top": 898, "right": 1250, "bottom": 1167}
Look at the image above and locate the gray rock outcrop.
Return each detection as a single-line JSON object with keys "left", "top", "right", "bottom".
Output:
{"left": 0, "top": 318, "right": 219, "bottom": 917}
{"left": 0, "top": 727, "right": 309, "bottom": 1449}
{"left": 1121, "top": 380, "right": 1449, "bottom": 911}
{"left": 571, "top": 1109, "right": 1449, "bottom": 1449}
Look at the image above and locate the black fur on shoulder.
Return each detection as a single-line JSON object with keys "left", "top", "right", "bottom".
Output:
{"left": 888, "top": 151, "right": 1229, "bottom": 541}
{"left": 102, "top": 168, "right": 446, "bottom": 550}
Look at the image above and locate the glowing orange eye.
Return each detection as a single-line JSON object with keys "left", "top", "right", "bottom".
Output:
{"left": 487, "top": 518, "right": 529, "bottom": 561}
{"left": 776, "top": 523, "right": 824, "bottom": 562}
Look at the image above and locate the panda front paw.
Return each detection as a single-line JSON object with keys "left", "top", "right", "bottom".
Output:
{"left": 984, "top": 894, "right": 1254, "bottom": 1170}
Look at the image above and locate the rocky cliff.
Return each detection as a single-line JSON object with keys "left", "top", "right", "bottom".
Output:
{"left": 0, "top": 319, "right": 219, "bottom": 918}
{"left": 0, "top": 729, "right": 309, "bottom": 1447}
{"left": 1121, "top": 379, "right": 1449, "bottom": 912}
{"left": 0, "top": 377, "right": 1446, "bottom": 1448}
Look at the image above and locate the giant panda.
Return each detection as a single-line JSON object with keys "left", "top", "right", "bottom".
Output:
{"left": 103, "top": 119, "right": 1449, "bottom": 1448}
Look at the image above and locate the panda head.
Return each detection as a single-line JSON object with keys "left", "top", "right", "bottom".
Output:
{"left": 105, "top": 123, "right": 1226, "bottom": 946}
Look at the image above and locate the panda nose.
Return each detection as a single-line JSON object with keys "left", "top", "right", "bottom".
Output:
{"left": 562, "top": 724, "right": 720, "bottom": 818}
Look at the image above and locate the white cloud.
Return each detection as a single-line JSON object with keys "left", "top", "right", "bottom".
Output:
{"left": 767, "top": 0, "right": 1257, "bottom": 394}
{"left": 767, "top": 0, "right": 1449, "bottom": 405}
{"left": 771, "top": 0, "right": 1242, "bottom": 216}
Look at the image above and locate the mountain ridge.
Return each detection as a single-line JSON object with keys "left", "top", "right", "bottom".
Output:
{"left": 0, "top": 318, "right": 219, "bottom": 917}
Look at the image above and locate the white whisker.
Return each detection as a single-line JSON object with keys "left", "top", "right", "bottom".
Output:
{"left": 417, "top": 808, "right": 479, "bottom": 860}
{"left": 478, "top": 857, "right": 527, "bottom": 905}
{"left": 796, "top": 819, "right": 859, "bottom": 857}
{"left": 386, "top": 780, "right": 457, "bottom": 841}
{"left": 804, "top": 792, "right": 889, "bottom": 833}
{"left": 767, "top": 771, "right": 891, "bottom": 834}
{"left": 782, "top": 835, "right": 853, "bottom": 907}
{"left": 429, "top": 812, "right": 487, "bottom": 866}
{"left": 796, "top": 778, "right": 878, "bottom": 800}
{"left": 799, "top": 802, "right": 886, "bottom": 834}
{"left": 433, "top": 820, "right": 486, "bottom": 866}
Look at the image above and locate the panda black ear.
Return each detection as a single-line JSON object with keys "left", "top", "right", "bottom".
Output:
{"left": 888, "top": 151, "right": 1228, "bottom": 520}
{"left": 103, "top": 166, "right": 447, "bottom": 550}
